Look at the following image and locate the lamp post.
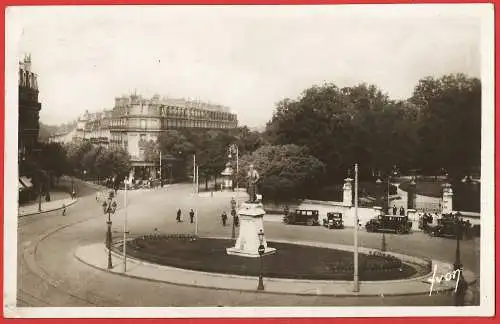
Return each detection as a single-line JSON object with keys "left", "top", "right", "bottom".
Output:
{"left": 454, "top": 217, "right": 463, "bottom": 271}
{"left": 375, "top": 176, "right": 387, "bottom": 252}
{"left": 102, "top": 191, "right": 117, "bottom": 270}
{"left": 257, "top": 229, "right": 265, "bottom": 290}
{"left": 158, "top": 149, "right": 162, "bottom": 187}
{"left": 229, "top": 144, "right": 239, "bottom": 207}
{"left": 353, "top": 163, "right": 360, "bottom": 292}
{"left": 123, "top": 178, "right": 129, "bottom": 272}
{"left": 230, "top": 198, "right": 237, "bottom": 240}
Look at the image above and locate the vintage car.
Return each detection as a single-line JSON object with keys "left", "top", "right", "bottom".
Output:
{"left": 427, "top": 215, "right": 467, "bottom": 238}
{"left": 418, "top": 213, "right": 434, "bottom": 232}
{"left": 283, "top": 209, "right": 320, "bottom": 226}
{"left": 365, "top": 214, "right": 412, "bottom": 234}
{"left": 323, "top": 212, "right": 344, "bottom": 229}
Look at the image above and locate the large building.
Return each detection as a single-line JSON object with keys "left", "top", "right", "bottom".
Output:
{"left": 18, "top": 54, "right": 41, "bottom": 163}
{"left": 50, "top": 93, "right": 238, "bottom": 180}
{"left": 110, "top": 93, "right": 237, "bottom": 180}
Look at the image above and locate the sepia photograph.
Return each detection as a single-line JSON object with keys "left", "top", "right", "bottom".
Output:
{"left": 3, "top": 3, "right": 495, "bottom": 318}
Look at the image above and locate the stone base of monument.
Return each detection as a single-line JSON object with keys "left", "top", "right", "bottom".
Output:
{"left": 226, "top": 202, "right": 277, "bottom": 258}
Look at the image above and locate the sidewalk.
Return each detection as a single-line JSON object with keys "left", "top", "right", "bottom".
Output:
{"left": 19, "top": 192, "right": 77, "bottom": 217}
{"left": 74, "top": 240, "right": 476, "bottom": 297}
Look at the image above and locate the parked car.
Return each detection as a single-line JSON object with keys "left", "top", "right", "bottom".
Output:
{"left": 427, "top": 215, "right": 469, "bottom": 238}
{"left": 283, "top": 209, "right": 320, "bottom": 226}
{"left": 365, "top": 214, "right": 412, "bottom": 234}
{"left": 323, "top": 212, "right": 344, "bottom": 229}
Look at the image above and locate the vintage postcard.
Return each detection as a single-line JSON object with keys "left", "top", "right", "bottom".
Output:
{"left": 3, "top": 3, "right": 495, "bottom": 318}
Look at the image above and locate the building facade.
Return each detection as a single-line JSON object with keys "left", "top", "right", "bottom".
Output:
{"left": 49, "top": 93, "right": 238, "bottom": 181}
{"left": 18, "top": 54, "right": 41, "bottom": 163}
{"left": 109, "top": 94, "right": 238, "bottom": 180}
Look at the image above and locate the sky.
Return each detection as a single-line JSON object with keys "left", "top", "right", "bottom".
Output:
{"left": 9, "top": 5, "right": 485, "bottom": 128}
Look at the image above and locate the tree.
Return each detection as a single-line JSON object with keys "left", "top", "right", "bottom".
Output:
{"left": 410, "top": 74, "right": 481, "bottom": 179}
{"left": 142, "top": 140, "right": 159, "bottom": 162}
{"left": 38, "top": 142, "right": 68, "bottom": 177}
{"left": 264, "top": 82, "right": 408, "bottom": 181}
{"left": 238, "top": 145, "right": 326, "bottom": 202}
{"left": 94, "top": 146, "right": 131, "bottom": 181}
{"left": 66, "top": 141, "right": 93, "bottom": 175}
{"left": 157, "top": 130, "right": 196, "bottom": 156}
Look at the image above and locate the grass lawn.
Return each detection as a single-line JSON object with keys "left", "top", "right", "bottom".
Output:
{"left": 122, "top": 236, "right": 421, "bottom": 281}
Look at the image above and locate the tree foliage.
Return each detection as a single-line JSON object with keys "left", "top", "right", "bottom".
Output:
{"left": 237, "top": 144, "right": 326, "bottom": 201}
{"left": 410, "top": 74, "right": 481, "bottom": 179}
{"left": 65, "top": 141, "right": 131, "bottom": 181}
{"left": 265, "top": 75, "right": 480, "bottom": 183}
{"left": 94, "top": 146, "right": 132, "bottom": 180}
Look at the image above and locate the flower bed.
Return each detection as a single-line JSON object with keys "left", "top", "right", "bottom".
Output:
{"left": 121, "top": 237, "right": 421, "bottom": 281}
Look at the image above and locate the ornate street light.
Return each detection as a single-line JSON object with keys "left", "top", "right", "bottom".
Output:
{"left": 228, "top": 144, "right": 239, "bottom": 203}
{"left": 257, "top": 229, "right": 265, "bottom": 291}
{"left": 230, "top": 197, "right": 237, "bottom": 239}
{"left": 102, "top": 191, "right": 118, "bottom": 269}
{"left": 454, "top": 216, "right": 463, "bottom": 271}
{"left": 375, "top": 176, "right": 387, "bottom": 252}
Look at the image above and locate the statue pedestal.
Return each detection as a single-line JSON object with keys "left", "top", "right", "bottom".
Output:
{"left": 226, "top": 202, "right": 276, "bottom": 258}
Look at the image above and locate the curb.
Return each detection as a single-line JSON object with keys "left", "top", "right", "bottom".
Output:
{"left": 74, "top": 240, "right": 476, "bottom": 298}
{"left": 74, "top": 247, "right": 462, "bottom": 298}
{"left": 19, "top": 198, "right": 78, "bottom": 218}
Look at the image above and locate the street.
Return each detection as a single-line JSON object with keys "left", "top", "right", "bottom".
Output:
{"left": 16, "top": 182, "right": 479, "bottom": 307}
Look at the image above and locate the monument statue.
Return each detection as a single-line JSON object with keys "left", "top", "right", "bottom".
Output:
{"left": 246, "top": 164, "right": 260, "bottom": 203}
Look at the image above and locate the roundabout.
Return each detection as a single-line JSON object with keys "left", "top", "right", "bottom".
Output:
{"left": 74, "top": 235, "right": 474, "bottom": 297}
{"left": 118, "top": 236, "right": 420, "bottom": 281}
{"left": 16, "top": 182, "right": 480, "bottom": 307}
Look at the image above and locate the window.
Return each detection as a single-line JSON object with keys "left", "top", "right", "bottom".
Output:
{"left": 140, "top": 119, "right": 146, "bottom": 129}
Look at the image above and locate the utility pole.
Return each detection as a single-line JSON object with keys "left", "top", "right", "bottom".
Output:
{"left": 123, "top": 178, "right": 128, "bottom": 272}
{"left": 196, "top": 165, "right": 199, "bottom": 194}
{"left": 193, "top": 154, "right": 196, "bottom": 195}
{"left": 353, "top": 163, "right": 360, "bottom": 292}
{"left": 159, "top": 150, "right": 162, "bottom": 186}
{"left": 235, "top": 145, "right": 239, "bottom": 208}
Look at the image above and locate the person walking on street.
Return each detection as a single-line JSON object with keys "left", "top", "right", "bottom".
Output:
{"left": 392, "top": 205, "right": 397, "bottom": 215}
{"left": 189, "top": 209, "right": 195, "bottom": 224}
{"left": 176, "top": 209, "right": 182, "bottom": 223}
{"left": 221, "top": 211, "right": 228, "bottom": 227}
{"left": 399, "top": 206, "right": 405, "bottom": 216}
{"left": 231, "top": 208, "right": 239, "bottom": 227}
{"left": 62, "top": 203, "right": 67, "bottom": 216}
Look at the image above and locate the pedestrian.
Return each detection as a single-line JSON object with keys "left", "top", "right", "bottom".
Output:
{"left": 392, "top": 205, "right": 397, "bottom": 215}
{"left": 231, "top": 208, "right": 239, "bottom": 227}
{"left": 189, "top": 209, "right": 195, "bottom": 223}
{"left": 399, "top": 206, "right": 405, "bottom": 216}
{"left": 465, "top": 220, "right": 472, "bottom": 239}
{"left": 71, "top": 189, "right": 76, "bottom": 199}
{"left": 176, "top": 209, "right": 182, "bottom": 223}
{"left": 62, "top": 203, "right": 66, "bottom": 216}
{"left": 221, "top": 211, "right": 228, "bottom": 226}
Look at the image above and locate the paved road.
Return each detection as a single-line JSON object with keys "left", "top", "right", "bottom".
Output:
{"left": 15, "top": 183, "right": 480, "bottom": 308}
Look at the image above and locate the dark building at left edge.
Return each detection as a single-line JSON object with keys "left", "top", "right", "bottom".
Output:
{"left": 18, "top": 54, "right": 42, "bottom": 203}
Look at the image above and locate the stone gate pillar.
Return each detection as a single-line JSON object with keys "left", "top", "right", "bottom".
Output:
{"left": 442, "top": 183, "right": 453, "bottom": 214}
{"left": 407, "top": 177, "right": 417, "bottom": 210}
{"left": 343, "top": 178, "right": 353, "bottom": 207}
